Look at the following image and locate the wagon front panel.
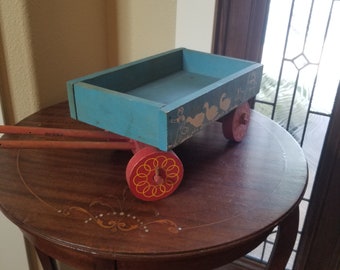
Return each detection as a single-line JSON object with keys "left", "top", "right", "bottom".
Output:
{"left": 69, "top": 82, "right": 168, "bottom": 151}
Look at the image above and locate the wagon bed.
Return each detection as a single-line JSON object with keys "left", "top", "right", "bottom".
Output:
{"left": 67, "top": 48, "right": 263, "bottom": 151}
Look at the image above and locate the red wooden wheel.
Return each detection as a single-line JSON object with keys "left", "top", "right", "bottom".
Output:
{"left": 126, "top": 147, "right": 184, "bottom": 201}
{"left": 221, "top": 102, "right": 251, "bottom": 142}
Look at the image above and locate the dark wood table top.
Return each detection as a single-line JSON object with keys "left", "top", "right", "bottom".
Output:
{"left": 0, "top": 102, "right": 307, "bottom": 269}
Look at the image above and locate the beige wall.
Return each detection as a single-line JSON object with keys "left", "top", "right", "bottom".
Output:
{"left": 115, "top": 0, "right": 177, "bottom": 64}
{"left": 0, "top": 212, "right": 29, "bottom": 270}
{"left": 0, "top": 0, "right": 110, "bottom": 124}
{"left": 175, "top": 0, "right": 215, "bottom": 52}
{"left": 114, "top": 0, "right": 215, "bottom": 63}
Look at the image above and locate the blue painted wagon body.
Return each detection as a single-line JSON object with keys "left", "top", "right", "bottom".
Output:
{"left": 67, "top": 48, "right": 263, "bottom": 151}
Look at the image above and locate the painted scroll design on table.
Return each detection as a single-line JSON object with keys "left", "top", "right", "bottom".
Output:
{"left": 15, "top": 150, "right": 180, "bottom": 234}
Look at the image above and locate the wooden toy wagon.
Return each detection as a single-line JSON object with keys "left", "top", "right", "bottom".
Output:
{"left": 0, "top": 48, "right": 263, "bottom": 201}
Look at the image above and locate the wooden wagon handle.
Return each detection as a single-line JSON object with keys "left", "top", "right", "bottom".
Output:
{"left": 0, "top": 125, "right": 132, "bottom": 150}
{"left": 0, "top": 140, "right": 132, "bottom": 150}
{"left": 0, "top": 125, "right": 125, "bottom": 141}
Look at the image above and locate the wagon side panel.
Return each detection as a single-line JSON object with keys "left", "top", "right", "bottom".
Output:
{"left": 166, "top": 65, "right": 263, "bottom": 149}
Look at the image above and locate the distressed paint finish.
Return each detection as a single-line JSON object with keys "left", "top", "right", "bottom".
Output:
{"left": 67, "top": 48, "right": 263, "bottom": 151}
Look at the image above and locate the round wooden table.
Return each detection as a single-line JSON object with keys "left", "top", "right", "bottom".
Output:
{"left": 0, "top": 102, "right": 307, "bottom": 270}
